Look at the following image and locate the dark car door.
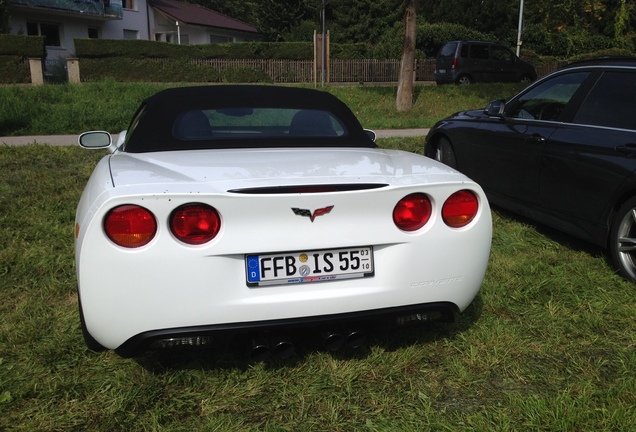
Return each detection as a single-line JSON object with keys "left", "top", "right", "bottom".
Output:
{"left": 468, "top": 43, "right": 494, "bottom": 83}
{"left": 464, "top": 71, "right": 592, "bottom": 207}
{"left": 540, "top": 70, "right": 636, "bottom": 228}
{"left": 489, "top": 45, "right": 518, "bottom": 82}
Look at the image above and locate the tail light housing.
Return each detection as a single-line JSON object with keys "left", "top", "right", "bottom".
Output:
{"left": 443, "top": 190, "right": 478, "bottom": 228}
{"left": 170, "top": 203, "right": 221, "bottom": 245}
{"left": 104, "top": 205, "right": 157, "bottom": 248}
{"left": 393, "top": 193, "right": 432, "bottom": 232}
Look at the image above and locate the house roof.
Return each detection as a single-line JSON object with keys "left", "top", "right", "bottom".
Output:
{"left": 150, "top": 0, "right": 258, "bottom": 34}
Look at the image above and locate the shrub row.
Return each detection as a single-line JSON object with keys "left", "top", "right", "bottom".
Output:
{"left": 74, "top": 39, "right": 373, "bottom": 60}
{"left": 78, "top": 57, "right": 273, "bottom": 83}
{"left": 0, "top": 34, "right": 45, "bottom": 83}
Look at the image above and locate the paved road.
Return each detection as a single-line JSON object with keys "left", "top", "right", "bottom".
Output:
{"left": 0, "top": 129, "right": 429, "bottom": 146}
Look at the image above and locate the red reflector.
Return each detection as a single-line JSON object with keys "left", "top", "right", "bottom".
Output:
{"left": 170, "top": 203, "right": 221, "bottom": 245}
{"left": 104, "top": 205, "right": 157, "bottom": 248}
{"left": 393, "top": 193, "right": 432, "bottom": 232}
{"left": 443, "top": 190, "right": 478, "bottom": 228}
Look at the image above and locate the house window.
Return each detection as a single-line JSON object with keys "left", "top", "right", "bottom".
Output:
{"left": 123, "top": 29, "right": 138, "bottom": 40}
{"left": 210, "top": 34, "right": 233, "bottom": 44}
{"left": 88, "top": 27, "right": 99, "bottom": 39}
{"left": 26, "top": 21, "right": 61, "bottom": 47}
{"left": 122, "top": 0, "right": 137, "bottom": 10}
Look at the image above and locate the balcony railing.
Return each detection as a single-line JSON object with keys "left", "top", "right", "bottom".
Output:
{"left": 7, "top": 0, "right": 123, "bottom": 19}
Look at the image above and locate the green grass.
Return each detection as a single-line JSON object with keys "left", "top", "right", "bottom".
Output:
{"left": 0, "top": 81, "right": 527, "bottom": 136}
{"left": 1, "top": 141, "right": 635, "bottom": 431}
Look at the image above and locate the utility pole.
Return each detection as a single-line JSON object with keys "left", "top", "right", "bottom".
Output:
{"left": 516, "top": 0, "right": 524, "bottom": 56}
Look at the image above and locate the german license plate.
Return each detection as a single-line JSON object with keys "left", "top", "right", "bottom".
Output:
{"left": 246, "top": 247, "right": 374, "bottom": 287}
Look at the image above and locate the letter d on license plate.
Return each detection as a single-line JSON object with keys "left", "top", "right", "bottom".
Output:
{"left": 246, "top": 246, "right": 374, "bottom": 287}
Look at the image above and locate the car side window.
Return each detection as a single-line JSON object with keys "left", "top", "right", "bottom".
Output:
{"left": 460, "top": 44, "right": 469, "bottom": 58}
{"left": 471, "top": 44, "right": 489, "bottom": 60}
{"left": 573, "top": 71, "right": 636, "bottom": 131}
{"left": 508, "top": 72, "right": 590, "bottom": 121}
{"left": 491, "top": 46, "right": 513, "bottom": 62}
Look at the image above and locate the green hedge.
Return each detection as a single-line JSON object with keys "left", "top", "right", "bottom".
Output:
{"left": 74, "top": 39, "right": 375, "bottom": 82}
{"left": 0, "top": 34, "right": 45, "bottom": 83}
{"left": 74, "top": 39, "right": 373, "bottom": 60}
{"left": 0, "top": 34, "right": 45, "bottom": 57}
{"left": 0, "top": 56, "right": 30, "bottom": 83}
{"left": 78, "top": 57, "right": 274, "bottom": 83}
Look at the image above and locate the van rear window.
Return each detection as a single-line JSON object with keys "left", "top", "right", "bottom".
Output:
{"left": 439, "top": 43, "right": 458, "bottom": 57}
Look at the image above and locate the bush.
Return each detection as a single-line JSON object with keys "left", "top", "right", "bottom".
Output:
{"left": 0, "top": 56, "right": 30, "bottom": 83}
{"left": 373, "top": 22, "right": 494, "bottom": 59}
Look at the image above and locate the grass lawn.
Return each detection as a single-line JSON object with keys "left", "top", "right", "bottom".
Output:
{"left": 1, "top": 140, "right": 635, "bottom": 431}
{"left": 0, "top": 81, "right": 527, "bottom": 136}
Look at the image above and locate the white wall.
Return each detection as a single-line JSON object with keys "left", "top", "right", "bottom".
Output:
{"left": 8, "top": 0, "right": 150, "bottom": 60}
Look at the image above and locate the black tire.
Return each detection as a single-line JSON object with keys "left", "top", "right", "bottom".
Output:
{"left": 79, "top": 296, "right": 106, "bottom": 352}
{"left": 456, "top": 75, "right": 472, "bottom": 85}
{"left": 433, "top": 137, "right": 458, "bottom": 169}
{"left": 609, "top": 196, "right": 636, "bottom": 282}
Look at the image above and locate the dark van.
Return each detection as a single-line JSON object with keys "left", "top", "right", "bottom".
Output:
{"left": 434, "top": 40, "right": 537, "bottom": 85}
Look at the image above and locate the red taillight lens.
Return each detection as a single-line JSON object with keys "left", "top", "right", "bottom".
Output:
{"left": 443, "top": 190, "right": 479, "bottom": 228}
{"left": 170, "top": 203, "right": 221, "bottom": 245}
{"left": 393, "top": 193, "right": 432, "bottom": 232}
{"left": 104, "top": 205, "right": 157, "bottom": 248}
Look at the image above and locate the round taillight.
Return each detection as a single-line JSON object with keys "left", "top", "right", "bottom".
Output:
{"left": 170, "top": 203, "right": 221, "bottom": 245}
{"left": 104, "top": 205, "right": 157, "bottom": 248}
{"left": 393, "top": 193, "right": 432, "bottom": 232}
{"left": 443, "top": 190, "right": 478, "bottom": 228}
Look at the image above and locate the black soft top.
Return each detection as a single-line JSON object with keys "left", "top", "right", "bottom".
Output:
{"left": 123, "top": 85, "right": 376, "bottom": 153}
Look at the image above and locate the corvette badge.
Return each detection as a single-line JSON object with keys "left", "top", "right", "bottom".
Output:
{"left": 291, "top": 206, "right": 334, "bottom": 222}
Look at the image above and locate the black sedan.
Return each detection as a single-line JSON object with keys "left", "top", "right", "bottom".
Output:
{"left": 425, "top": 57, "right": 636, "bottom": 282}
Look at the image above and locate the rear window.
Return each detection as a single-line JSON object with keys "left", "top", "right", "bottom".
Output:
{"left": 172, "top": 108, "right": 347, "bottom": 140}
{"left": 438, "top": 42, "right": 458, "bottom": 58}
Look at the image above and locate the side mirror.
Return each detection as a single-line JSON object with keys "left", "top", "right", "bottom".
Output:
{"left": 484, "top": 100, "right": 505, "bottom": 117}
{"left": 78, "top": 131, "right": 112, "bottom": 149}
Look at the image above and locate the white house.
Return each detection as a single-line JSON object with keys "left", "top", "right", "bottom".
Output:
{"left": 5, "top": 0, "right": 260, "bottom": 60}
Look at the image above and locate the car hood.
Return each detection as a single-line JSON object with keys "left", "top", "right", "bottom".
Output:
{"left": 445, "top": 109, "right": 487, "bottom": 121}
{"left": 107, "top": 147, "right": 467, "bottom": 192}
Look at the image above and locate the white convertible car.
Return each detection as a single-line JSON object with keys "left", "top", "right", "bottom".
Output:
{"left": 75, "top": 85, "right": 492, "bottom": 359}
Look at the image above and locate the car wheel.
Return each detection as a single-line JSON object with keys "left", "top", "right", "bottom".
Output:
{"left": 609, "top": 196, "right": 636, "bottom": 282}
{"left": 456, "top": 75, "right": 472, "bottom": 85}
{"left": 434, "top": 137, "right": 457, "bottom": 169}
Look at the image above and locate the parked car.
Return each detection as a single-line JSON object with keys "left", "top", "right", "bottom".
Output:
{"left": 75, "top": 85, "right": 492, "bottom": 359}
{"left": 434, "top": 40, "right": 537, "bottom": 85}
{"left": 426, "top": 57, "right": 636, "bottom": 281}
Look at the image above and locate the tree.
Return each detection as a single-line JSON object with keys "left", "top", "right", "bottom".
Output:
{"left": 0, "top": 0, "right": 9, "bottom": 34}
{"left": 253, "top": 0, "right": 317, "bottom": 41}
{"left": 328, "top": 0, "right": 405, "bottom": 44}
{"left": 396, "top": 0, "right": 419, "bottom": 112}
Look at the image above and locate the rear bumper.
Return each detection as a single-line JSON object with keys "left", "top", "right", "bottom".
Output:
{"left": 115, "top": 301, "right": 458, "bottom": 357}
{"left": 434, "top": 71, "right": 457, "bottom": 84}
